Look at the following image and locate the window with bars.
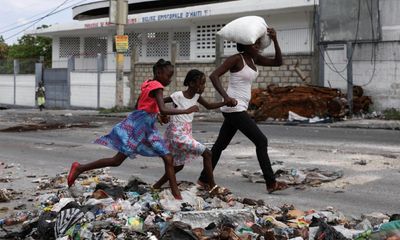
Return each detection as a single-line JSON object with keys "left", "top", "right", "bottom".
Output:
{"left": 173, "top": 31, "right": 190, "bottom": 58}
{"left": 126, "top": 32, "right": 142, "bottom": 57}
{"left": 146, "top": 32, "right": 169, "bottom": 57}
{"left": 84, "top": 36, "right": 107, "bottom": 57}
{"left": 195, "top": 24, "right": 236, "bottom": 59}
{"left": 59, "top": 37, "right": 80, "bottom": 58}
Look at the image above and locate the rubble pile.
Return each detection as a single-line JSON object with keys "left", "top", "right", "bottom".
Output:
{"left": 241, "top": 168, "right": 343, "bottom": 187}
{"left": 0, "top": 169, "right": 399, "bottom": 240}
{"left": 249, "top": 84, "right": 372, "bottom": 121}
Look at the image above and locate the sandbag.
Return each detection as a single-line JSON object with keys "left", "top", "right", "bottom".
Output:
{"left": 218, "top": 16, "right": 271, "bottom": 48}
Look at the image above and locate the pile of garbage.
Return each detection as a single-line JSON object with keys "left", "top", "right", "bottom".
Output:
{"left": 1, "top": 169, "right": 399, "bottom": 240}
{"left": 241, "top": 167, "right": 343, "bottom": 188}
{"left": 249, "top": 84, "right": 373, "bottom": 122}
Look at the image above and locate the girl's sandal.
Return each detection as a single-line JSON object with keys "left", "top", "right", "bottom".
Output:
{"left": 209, "top": 185, "right": 231, "bottom": 197}
{"left": 67, "top": 162, "right": 80, "bottom": 187}
{"left": 267, "top": 181, "right": 289, "bottom": 194}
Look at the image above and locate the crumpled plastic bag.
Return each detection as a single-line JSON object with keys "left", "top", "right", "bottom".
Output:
{"left": 159, "top": 187, "right": 205, "bottom": 212}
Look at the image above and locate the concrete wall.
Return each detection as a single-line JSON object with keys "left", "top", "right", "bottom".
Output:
{"left": 324, "top": 42, "right": 400, "bottom": 111}
{"left": 0, "top": 75, "right": 14, "bottom": 105}
{"left": 0, "top": 74, "right": 36, "bottom": 106}
{"left": 131, "top": 55, "right": 313, "bottom": 105}
{"left": 70, "top": 71, "right": 129, "bottom": 108}
{"left": 16, "top": 75, "right": 36, "bottom": 106}
{"left": 70, "top": 72, "right": 97, "bottom": 108}
{"left": 323, "top": 0, "right": 400, "bottom": 111}
{"left": 1, "top": 55, "right": 313, "bottom": 109}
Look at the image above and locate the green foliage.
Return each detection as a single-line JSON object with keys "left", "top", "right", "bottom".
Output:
{"left": 0, "top": 26, "right": 52, "bottom": 73}
{"left": 2, "top": 25, "right": 52, "bottom": 69}
{"left": 0, "top": 59, "right": 13, "bottom": 74}
{"left": 383, "top": 108, "right": 400, "bottom": 120}
{"left": 8, "top": 35, "right": 52, "bottom": 62}
{"left": 0, "top": 36, "right": 8, "bottom": 59}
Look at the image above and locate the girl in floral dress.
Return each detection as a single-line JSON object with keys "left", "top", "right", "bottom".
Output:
{"left": 153, "top": 69, "right": 230, "bottom": 195}
{"left": 67, "top": 59, "right": 199, "bottom": 199}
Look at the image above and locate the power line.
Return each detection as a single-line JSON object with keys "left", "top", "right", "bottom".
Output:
{"left": 0, "top": 0, "right": 83, "bottom": 32}
{"left": 1, "top": 0, "right": 72, "bottom": 35}
{"left": 3, "top": 0, "right": 90, "bottom": 41}
{"left": 313, "top": 0, "right": 365, "bottom": 84}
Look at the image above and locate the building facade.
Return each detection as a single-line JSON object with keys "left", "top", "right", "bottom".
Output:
{"left": 26, "top": 0, "right": 316, "bottom": 108}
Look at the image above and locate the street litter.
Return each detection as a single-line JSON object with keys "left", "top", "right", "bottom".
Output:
{"left": 241, "top": 167, "right": 343, "bottom": 186}
{"left": 354, "top": 160, "right": 368, "bottom": 166}
{"left": 0, "top": 189, "right": 12, "bottom": 202}
{"left": 0, "top": 169, "right": 398, "bottom": 240}
{"left": 0, "top": 122, "right": 96, "bottom": 132}
{"left": 288, "top": 111, "right": 331, "bottom": 124}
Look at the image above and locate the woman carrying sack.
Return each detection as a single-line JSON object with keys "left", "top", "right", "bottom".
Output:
{"left": 197, "top": 26, "right": 289, "bottom": 194}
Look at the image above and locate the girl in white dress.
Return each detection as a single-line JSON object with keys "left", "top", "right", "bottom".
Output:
{"left": 153, "top": 69, "right": 230, "bottom": 195}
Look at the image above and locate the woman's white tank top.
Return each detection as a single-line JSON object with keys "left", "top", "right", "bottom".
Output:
{"left": 220, "top": 54, "right": 259, "bottom": 113}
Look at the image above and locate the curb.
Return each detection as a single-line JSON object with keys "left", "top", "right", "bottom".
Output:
{"left": 1, "top": 109, "right": 399, "bottom": 131}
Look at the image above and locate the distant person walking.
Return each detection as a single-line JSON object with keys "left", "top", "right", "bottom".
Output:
{"left": 197, "top": 28, "right": 289, "bottom": 194}
{"left": 36, "top": 82, "right": 46, "bottom": 111}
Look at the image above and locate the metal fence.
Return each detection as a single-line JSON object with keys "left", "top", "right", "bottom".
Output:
{"left": 0, "top": 58, "right": 38, "bottom": 74}
{"left": 0, "top": 59, "right": 14, "bottom": 74}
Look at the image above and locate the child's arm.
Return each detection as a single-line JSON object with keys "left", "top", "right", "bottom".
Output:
{"left": 197, "top": 96, "right": 226, "bottom": 110}
{"left": 164, "top": 96, "right": 173, "bottom": 103}
{"left": 154, "top": 89, "right": 199, "bottom": 115}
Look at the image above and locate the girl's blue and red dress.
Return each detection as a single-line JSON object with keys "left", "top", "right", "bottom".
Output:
{"left": 94, "top": 80, "right": 170, "bottom": 158}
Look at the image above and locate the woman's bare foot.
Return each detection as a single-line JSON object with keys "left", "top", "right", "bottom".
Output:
{"left": 196, "top": 180, "right": 210, "bottom": 191}
{"left": 267, "top": 181, "right": 289, "bottom": 194}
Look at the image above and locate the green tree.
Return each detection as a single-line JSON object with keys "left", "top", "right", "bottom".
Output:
{"left": 0, "top": 36, "right": 12, "bottom": 73}
{"left": 7, "top": 25, "right": 52, "bottom": 67}
{"left": 8, "top": 35, "right": 52, "bottom": 61}
{"left": 0, "top": 36, "right": 8, "bottom": 59}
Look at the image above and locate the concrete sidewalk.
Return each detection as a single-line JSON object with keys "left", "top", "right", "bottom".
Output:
{"left": 1, "top": 108, "right": 399, "bottom": 131}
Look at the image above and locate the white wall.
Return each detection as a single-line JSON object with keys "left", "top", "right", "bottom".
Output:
{"left": 16, "top": 75, "right": 36, "bottom": 106}
{"left": 70, "top": 72, "right": 98, "bottom": 108}
{"left": 100, "top": 72, "right": 116, "bottom": 108}
{"left": 0, "top": 75, "right": 15, "bottom": 105}
{"left": 0, "top": 75, "right": 35, "bottom": 106}
{"left": 70, "top": 71, "right": 130, "bottom": 108}
{"left": 324, "top": 43, "right": 400, "bottom": 111}
{"left": 380, "top": 0, "right": 400, "bottom": 41}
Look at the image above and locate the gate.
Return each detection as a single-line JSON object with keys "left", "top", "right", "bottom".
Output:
{"left": 43, "top": 68, "right": 69, "bottom": 108}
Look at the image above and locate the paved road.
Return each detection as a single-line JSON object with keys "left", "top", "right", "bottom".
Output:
{"left": 0, "top": 119, "right": 399, "bottom": 217}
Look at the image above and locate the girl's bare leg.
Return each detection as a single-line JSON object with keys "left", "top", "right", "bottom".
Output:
{"left": 153, "top": 165, "right": 184, "bottom": 189}
{"left": 162, "top": 154, "right": 181, "bottom": 199}
{"left": 67, "top": 152, "right": 127, "bottom": 187}
{"left": 202, "top": 149, "right": 216, "bottom": 188}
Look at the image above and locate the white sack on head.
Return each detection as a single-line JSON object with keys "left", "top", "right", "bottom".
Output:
{"left": 217, "top": 16, "right": 271, "bottom": 49}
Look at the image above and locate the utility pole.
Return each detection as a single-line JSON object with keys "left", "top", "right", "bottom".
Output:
{"left": 110, "top": 0, "right": 128, "bottom": 108}
{"left": 346, "top": 42, "right": 353, "bottom": 117}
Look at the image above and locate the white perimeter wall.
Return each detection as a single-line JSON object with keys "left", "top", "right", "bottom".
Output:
{"left": 70, "top": 71, "right": 130, "bottom": 108}
{"left": 0, "top": 74, "right": 36, "bottom": 106}
{"left": 324, "top": 42, "right": 400, "bottom": 111}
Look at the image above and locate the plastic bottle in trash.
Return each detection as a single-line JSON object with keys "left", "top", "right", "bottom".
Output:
{"left": 0, "top": 214, "right": 29, "bottom": 226}
{"left": 104, "top": 200, "right": 131, "bottom": 214}
{"left": 104, "top": 203, "right": 123, "bottom": 214}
